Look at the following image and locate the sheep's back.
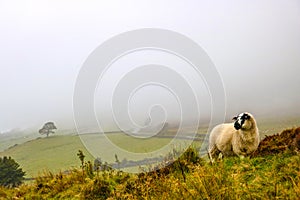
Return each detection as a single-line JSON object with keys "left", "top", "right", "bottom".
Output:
{"left": 209, "top": 123, "right": 236, "bottom": 149}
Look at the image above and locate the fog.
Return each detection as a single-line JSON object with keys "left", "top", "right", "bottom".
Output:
{"left": 0, "top": 0, "right": 300, "bottom": 133}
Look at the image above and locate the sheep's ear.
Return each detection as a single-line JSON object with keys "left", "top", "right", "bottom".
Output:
{"left": 232, "top": 116, "right": 238, "bottom": 121}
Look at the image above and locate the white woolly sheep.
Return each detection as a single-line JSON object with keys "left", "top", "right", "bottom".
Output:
{"left": 208, "top": 112, "right": 259, "bottom": 160}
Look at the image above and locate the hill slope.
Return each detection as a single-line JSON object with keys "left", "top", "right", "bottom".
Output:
{"left": 0, "top": 127, "right": 300, "bottom": 199}
{"left": 1, "top": 147, "right": 299, "bottom": 199}
{"left": 0, "top": 135, "right": 93, "bottom": 177}
{"left": 0, "top": 132, "right": 204, "bottom": 177}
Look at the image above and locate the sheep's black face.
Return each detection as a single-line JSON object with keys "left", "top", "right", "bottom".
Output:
{"left": 232, "top": 113, "right": 251, "bottom": 130}
{"left": 234, "top": 121, "right": 242, "bottom": 130}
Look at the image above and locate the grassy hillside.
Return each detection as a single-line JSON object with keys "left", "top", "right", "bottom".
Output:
{"left": 0, "top": 117, "right": 298, "bottom": 179}
{"left": 0, "top": 135, "right": 93, "bottom": 178}
{"left": 0, "top": 133, "right": 200, "bottom": 177}
{"left": 0, "top": 148, "right": 299, "bottom": 199}
{"left": 0, "top": 126, "right": 300, "bottom": 199}
{"left": 0, "top": 131, "right": 39, "bottom": 152}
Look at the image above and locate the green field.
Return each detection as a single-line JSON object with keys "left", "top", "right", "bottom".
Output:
{"left": 0, "top": 133, "right": 200, "bottom": 177}
{"left": 0, "top": 118, "right": 300, "bottom": 199}
{"left": 0, "top": 117, "right": 299, "bottom": 178}
{"left": 1, "top": 147, "right": 299, "bottom": 199}
{"left": 107, "top": 133, "right": 173, "bottom": 153}
{"left": 0, "top": 135, "right": 93, "bottom": 178}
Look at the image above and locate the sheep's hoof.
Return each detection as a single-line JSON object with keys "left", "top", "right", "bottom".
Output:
{"left": 218, "top": 153, "right": 223, "bottom": 160}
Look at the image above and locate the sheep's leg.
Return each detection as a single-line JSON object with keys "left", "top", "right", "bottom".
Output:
{"left": 207, "top": 148, "right": 214, "bottom": 164}
{"left": 209, "top": 145, "right": 221, "bottom": 162}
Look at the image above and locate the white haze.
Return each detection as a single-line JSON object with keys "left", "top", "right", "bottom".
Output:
{"left": 0, "top": 0, "right": 300, "bottom": 132}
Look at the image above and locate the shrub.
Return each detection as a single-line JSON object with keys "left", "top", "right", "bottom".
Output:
{"left": 0, "top": 156, "right": 25, "bottom": 187}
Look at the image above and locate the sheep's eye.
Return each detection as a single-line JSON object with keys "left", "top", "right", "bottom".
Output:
{"left": 243, "top": 115, "right": 250, "bottom": 120}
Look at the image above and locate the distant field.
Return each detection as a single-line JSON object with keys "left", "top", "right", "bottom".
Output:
{"left": 0, "top": 132, "right": 39, "bottom": 152}
{"left": 257, "top": 117, "right": 300, "bottom": 137}
{"left": 0, "top": 135, "right": 93, "bottom": 178}
{"left": 0, "top": 129, "right": 77, "bottom": 152}
{"left": 0, "top": 133, "right": 200, "bottom": 177}
{"left": 0, "top": 117, "right": 299, "bottom": 178}
{"left": 79, "top": 132, "right": 201, "bottom": 170}
{"left": 106, "top": 133, "right": 202, "bottom": 153}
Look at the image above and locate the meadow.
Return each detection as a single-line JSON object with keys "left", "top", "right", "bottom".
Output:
{"left": 0, "top": 117, "right": 299, "bottom": 199}
{"left": 0, "top": 132, "right": 200, "bottom": 177}
{"left": 0, "top": 146, "right": 299, "bottom": 199}
{"left": 0, "top": 135, "right": 93, "bottom": 178}
{"left": 0, "top": 117, "right": 299, "bottom": 178}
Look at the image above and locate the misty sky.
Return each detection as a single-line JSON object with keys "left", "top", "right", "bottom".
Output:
{"left": 0, "top": 0, "right": 300, "bottom": 132}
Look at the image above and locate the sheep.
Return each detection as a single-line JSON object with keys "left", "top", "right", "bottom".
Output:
{"left": 208, "top": 112, "right": 259, "bottom": 160}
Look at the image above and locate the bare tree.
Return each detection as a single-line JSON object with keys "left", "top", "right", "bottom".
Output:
{"left": 39, "top": 122, "right": 57, "bottom": 137}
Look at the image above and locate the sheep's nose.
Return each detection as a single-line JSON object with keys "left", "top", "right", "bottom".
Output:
{"left": 234, "top": 121, "right": 241, "bottom": 130}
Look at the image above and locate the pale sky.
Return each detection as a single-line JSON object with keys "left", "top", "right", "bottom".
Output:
{"left": 0, "top": 0, "right": 300, "bottom": 132}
